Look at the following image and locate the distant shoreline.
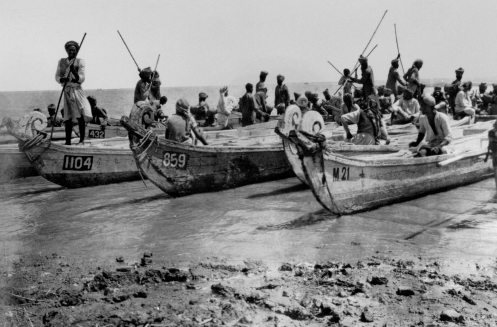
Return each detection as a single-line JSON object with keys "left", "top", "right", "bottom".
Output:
{"left": 1, "top": 78, "right": 495, "bottom": 93}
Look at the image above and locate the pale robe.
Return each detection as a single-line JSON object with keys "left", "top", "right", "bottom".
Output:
{"left": 55, "top": 58, "right": 92, "bottom": 122}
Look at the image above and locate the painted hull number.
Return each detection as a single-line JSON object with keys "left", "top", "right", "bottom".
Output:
{"left": 63, "top": 155, "right": 93, "bottom": 171}
{"left": 332, "top": 167, "right": 350, "bottom": 181}
{"left": 163, "top": 152, "right": 188, "bottom": 169}
{"left": 88, "top": 130, "right": 105, "bottom": 139}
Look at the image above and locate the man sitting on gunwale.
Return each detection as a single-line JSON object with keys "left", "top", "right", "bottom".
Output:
{"left": 341, "top": 95, "right": 389, "bottom": 145}
{"left": 409, "top": 95, "right": 453, "bottom": 157}
{"left": 390, "top": 88, "right": 420, "bottom": 125}
{"left": 165, "top": 99, "right": 208, "bottom": 145}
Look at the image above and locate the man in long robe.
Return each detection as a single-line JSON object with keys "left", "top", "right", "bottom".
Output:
{"left": 134, "top": 67, "right": 152, "bottom": 104}
{"left": 404, "top": 59, "right": 423, "bottom": 97}
{"left": 56, "top": 40, "right": 92, "bottom": 145}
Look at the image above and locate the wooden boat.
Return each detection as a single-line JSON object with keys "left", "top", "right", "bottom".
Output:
{"left": 9, "top": 132, "right": 141, "bottom": 188}
{"left": 279, "top": 107, "right": 494, "bottom": 215}
{"left": 120, "top": 115, "right": 294, "bottom": 197}
{"left": 0, "top": 144, "right": 38, "bottom": 182}
{"left": 476, "top": 115, "right": 497, "bottom": 123}
{"left": 277, "top": 106, "right": 479, "bottom": 185}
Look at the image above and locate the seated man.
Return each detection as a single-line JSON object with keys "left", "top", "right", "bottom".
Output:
{"left": 46, "top": 104, "right": 64, "bottom": 127}
{"left": 454, "top": 81, "right": 476, "bottom": 121}
{"left": 391, "top": 89, "right": 420, "bottom": 124}
{"left": 166, "top": 99, "right": 208, "bottom": 145}
{"left": 154, "top": 96, "right": 168, "bottom": 122}
{"left": 87, "top": 96, "right": 108, "bottom": 126}
{"left": 409, "top": 95, "right": 453, "bottom": 157}
{"left": 307, "top": 92, "right": 328, "bottom": 117}
{"left": 473, "top": 82, "right": 491, "bottom": 114}
{"left": 216, "top": 86, "right": 232, "bottom": 129}
{"left": 378, "top": 87, "right": 395, "bottom": 114}
{"left": 341, "top": 96, "right": 389, "bottom": 145}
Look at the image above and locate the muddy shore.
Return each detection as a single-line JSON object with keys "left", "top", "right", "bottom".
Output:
{"left": 2, "top": 250, "right": 497, "bottom": 327}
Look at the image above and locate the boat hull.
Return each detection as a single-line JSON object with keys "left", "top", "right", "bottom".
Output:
{"left": 0, "top": 146, "right": 38, "bottom": 182}
{"left": 22, "top": 139, "right": 140, "bottom": 188}
{"left": 301, "top": 136, "right": 493, "bottom": 215}
{"left": 121, "top": 116, "right": 294, "bottom": 197}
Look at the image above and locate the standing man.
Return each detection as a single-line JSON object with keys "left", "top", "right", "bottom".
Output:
{"left": 256, "top": 71, "right": 268, "bottom": 92}
{"left": 240, "top": 83, "right": 269, "bottom": 127}
{"left": 338, "top": 69, "right": 354, "bottom": 95}
{"left": 351, "top": 55, "right": 375, "bottom": 100}
{"left": 255, "top": 84, "right": 272, "bottom": 119}
{"left": 404, "top": 59, "right": 423, "bottom": 97}
{"left": 386, "top": 55, "right": 406, "bottom": 100}
{"left": 134, "top": 67, "right": 152, "bottom": 104}
{"left": 56, "top": 40, "right": 92, "bottom": 146}
{"left": 447, "top": 67, "right": 464, "bottom": 115}
{"left": 455, "top": 81, "right": 476, "bottom": 121}
{"left": 274, "top": 74, "right": 290, "bottom": 115}
{"left": 216, "top": 86, "right": 232, "bottom": 129}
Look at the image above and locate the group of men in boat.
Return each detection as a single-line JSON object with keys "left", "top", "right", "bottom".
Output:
{"left": 49, "top": 39, "right": 494, "bottom": 159}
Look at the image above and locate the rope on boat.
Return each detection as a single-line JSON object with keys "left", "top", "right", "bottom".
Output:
{"left": 21, "top": 134, "right": 45, "bottom": 151}
{"left": 130, "top": 129, "right": 157, "bottom": 188}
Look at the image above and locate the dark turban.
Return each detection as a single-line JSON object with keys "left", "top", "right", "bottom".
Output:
{"left": 48, "top": 104, "right": 56, "bottom": 111}
{"left": 199, "top": 92, "right": 208, "bottom": 99}
{"left": 64, "top": 41, "right": 79, "bottom": 50}
{"left": 176, "top": 99, "right": 190, "bottom": 114}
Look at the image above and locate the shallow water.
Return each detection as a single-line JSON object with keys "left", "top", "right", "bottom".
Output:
{"left": 1, "top": 175, "right": 496, "bottom": 276}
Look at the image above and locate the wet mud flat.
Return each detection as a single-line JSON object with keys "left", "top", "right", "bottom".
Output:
{"left": 3, "top": 253, "right": 497, "bottom": 326}
{"left": 1, "top": 177, "right": 497, "bottom": 326}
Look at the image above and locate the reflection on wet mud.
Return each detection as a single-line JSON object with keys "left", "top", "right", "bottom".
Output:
{"left": 257, "top": 208, "right": 338, "bottom": 230}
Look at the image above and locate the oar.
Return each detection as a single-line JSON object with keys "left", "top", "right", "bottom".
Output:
{"left": 146, "top": 54, "right": 161, "bottom": 100}
{"left": 117, "top": 30, "right": 141, "bottom": 72}
{"left": 436, "top": 148, "right": 488, "bottom": 167}
{"left": 333, "top": 44, "right": 378, "bottom": 96}
{"left": 349, "top": 10, "right": 388, "bottom": 75}
{"left": 394, "top": 24, "right": 406, "bottom": 75}
{"left": 327, "top": 61, "right": 343, "bottom": 76}
{"left": 50, "top": 33, "right": 87, "bottom": 140}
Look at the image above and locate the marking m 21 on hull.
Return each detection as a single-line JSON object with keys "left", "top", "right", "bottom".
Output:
{"left": 63, "top": 155, "right": 93, "bottom": 171}
{"left": 332, "top": 167, "right": 350, "bottom": 181}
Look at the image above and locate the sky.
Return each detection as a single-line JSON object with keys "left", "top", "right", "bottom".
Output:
{"left": 1, "top": 0, "right": 496, "bottom": 91}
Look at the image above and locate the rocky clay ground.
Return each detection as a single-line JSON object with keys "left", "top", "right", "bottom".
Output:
{"left": 2, "top": 252, "right": 497, "bottom": 327}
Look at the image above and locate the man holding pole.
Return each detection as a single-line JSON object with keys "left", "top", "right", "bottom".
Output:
{"left": 386, "top": 55, "right": 406, "bottom": 100}
{"left": 351, "top": 55, "right": 376, "bottom": 101}
{"left": 55, "top": 40, "right": 92, "bottom": 146}
{"left": 134, "top": 67, "right": 153, "bottom": 104}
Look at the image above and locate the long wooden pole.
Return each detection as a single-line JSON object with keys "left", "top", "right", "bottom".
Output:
{"left": 51, "top": 33, "right": 87, "bottom": 140}
{"left": 327, "top": 61, "right": 343, "bottom": 76}
{"left": 146, "top": 54, "right": 161, "bottom": 100}
{"left": 394, "top": 24, "right": 406, "bottom": 75}
{"left": 117, "top": 30, "right": 141, "bottom": 72}
{"left": 334, "top": 44, "right": 378, "bottom": 96}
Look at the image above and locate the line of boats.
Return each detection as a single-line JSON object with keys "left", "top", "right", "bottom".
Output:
{"left": 1, "top": 107, "right": 496, "bottom": 215}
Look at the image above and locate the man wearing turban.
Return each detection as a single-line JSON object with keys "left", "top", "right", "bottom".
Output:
{"left": 391, "top": 88, "right": 420, "bottom": 125}
{"left": 351, "top": 55, "right": 376, "bottom": 100}
{"left": 473, "top": 83, "right": 491, "bottom": 114}
{"left": 46, "top": 103, "right": 63, "bottom": 127}
{"left": 403, "top": 59, "right": 423, "bottom": 97}
{"left": 165, "top": 99, "right": 208, "bottom": 145}
{"left": 409, "top": 95, "right": 453, "bottom": 157}
{"left": 446, "top": 68, "right": 465, "bottom": 115}
{"left": 240, "top": 83, "right": 269, "bottom": 127}
{"left": 338, "top": 68, "right": 354, "bottom": 95}
{"left": 56, "top": 40, "right": 92, "bottom": 145}
{"left": 274, "top": 74, "right": 290, "bottom": 115}
{"left": 255, "top": 83, "right": 273, "bottom": 120}
{"left": 256, "top": 71, "right": 268, "bottom": 93}
{"left": 454, "top": 81, "right": 476, "bottom": 121}
{"left": 134, "top": 67, "right": 152, "bottom": 104}
{"left": 386, "top": 55, "right": 407, "bottom": 100}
